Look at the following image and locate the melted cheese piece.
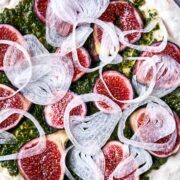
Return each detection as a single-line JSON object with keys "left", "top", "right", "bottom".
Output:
{"left": 0, "top": 166, "right": 24, "bottom": 180}
{"left": 148, "top": 150, "right": 180, "bottom": 180}
{"left": 0, "top": 0, "right": 22, "bottom": 13}
{"left": 141, "top": 0, "right": 180, "bottom": 46}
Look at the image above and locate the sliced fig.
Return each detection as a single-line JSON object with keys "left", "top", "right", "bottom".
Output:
{"left": 133, "top": 42, "right": 180, "bottom": 89}
{"left": 93, "top": 70, "right": 134, "bottom": 111}
{"left": 18, "top": 130, "right": 68, "bottom": 180}
{"left": 34, "top": 0, "right": 72, "bottom": 36}
{"left": 93, "top": 0, "right": 143, "bottom": 54}
{"left": 0, "top": 24, "right": 24, "bottom": 70}
{"left": 56, "top": 47, "right": 91, "bottom": 82}
{"left": 103, "top": 141, "right": 138, "bottom": 180}
{"left": 44, "top": 91, "right": 87, "bottom": 129}
{"left": 0, "top": 84, "right": 31, "bottom": 131}
{"left": 34, "top": 0, "right": 48, "bottom": 23}
{"left": 129, "top": 108, "right": 180, "bottom": 158}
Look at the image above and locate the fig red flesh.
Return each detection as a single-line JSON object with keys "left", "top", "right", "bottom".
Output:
{"left": 18, "top": 131, "right": 67, "bottom": 180}
{"left": 56, "top": 48, "right": 91, "bottom": 82}
{"left": 130, "top": 108, "right": 180, "bottom": 157}
{"left": 34, "top": 0, "right": 48, "bottom": 23}
{"left": 44, "top": 91, "right": 87, "bottom": 129}
{"left": 103, "top": 141, "right": 138, "bottom": 180}
{"left": 93, "top": 70, "right": 134, "bottom": 111}
{"left": 93, "top": 0, "right": 143, "bottom": 53}
{"left": 0, "top": 84, "right": 31, "bottom": 130}
{"left": 0, "top": 24, "right": 24, "bottom": 70}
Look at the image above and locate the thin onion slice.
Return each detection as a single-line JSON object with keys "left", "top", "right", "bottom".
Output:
{"left": 133, "top": 55, "right": 180, "bottom": 97}
{"left": 0, "top": 40, "right": 32, "bottom": 100}
{"left": 71, "top": 19, "right": 119, "bottom": 73}
{"left": 98, "top": 56, "right": 158, "bottom": 105}
{"left": 19, "top": 54, "right": 74, "bottom": 105}
{"left": 0, "top": 108, "right": 46, "bottom": 161}
{"left": 130, "top": 147, "right": 152, "bottom": 176}
{"left": 133, "top": 102, "right": 176, "bottom": 142}
{"left": 46, "top": 0, "right": 93, "bottom": 49}
{"left": 110, "top": 146, "right": 152, "bottom": 179}
{"left": 117, "top": 18, "right": 168, "bottom": 52}
{"left": 118, "top": 96, "right": 177, "bottom": 152}
{"left": 4, "top": 38, "right": 74, "bottom": 105}
{"left": 51, "top": 0, "right": 109, "bottom": 24}
{"left": 68, "top": 147, "right": 105, "bottom": 180}
{"left": 64, "top": 93, "right": 121, "bottom": 155}
{"left": 24, "top": 35, "right": 49, "bottom": 56}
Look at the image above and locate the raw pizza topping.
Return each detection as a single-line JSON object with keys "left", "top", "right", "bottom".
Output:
{"left": 0, "top": 0, "right": 179, "bottom": 179}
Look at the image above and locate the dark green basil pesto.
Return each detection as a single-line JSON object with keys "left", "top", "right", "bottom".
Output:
{"left": 0, "top": 0, "right": 179, "bottom": 179}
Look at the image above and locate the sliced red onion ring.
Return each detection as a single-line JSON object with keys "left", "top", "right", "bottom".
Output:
{"left": 64, "top": 93, "right": 122, "bottom": 155}
{"left": 133, "top": 55, "right": 180, "bottom": 97}
{"left": 99, "top": 56, "right": 158, "bottom": 105}
{"left": 62, "top": 146, "right": 75, "bottom": 180}
{"left": 106, "top": 144, "right": 152, "bottom": 179}
{"left": 0, "top": 108, "right": 46, "bottom": 161}
{"left": 60, "top": 25, "right": 93, "bottom": 56}
{"left": 68, "top": 147, "right": 105, "bottom": 180}
{"left": 51, "top": 0, "right": 109, "bottom": 24}
{"left": 47, "top": 0, "right": 119, "bottom": 72}
{"left": 118, "top": 96, "right": 177, "bottom": 152}
{"left": 0, "top": 131, "right": 16, "bottom": 144}
{"left": 71, "top": 19, "right": 119, "bottom": 73}
{"left": 24, "top": 35, "right": 49, "bottom": 56}
{"left": 133, "top": 102, "right": 176, "bottom": 142}
{"left": 0, "top": 40, "right": 32, "bottom": 100}
{"left": 117, "top": 19, "right": 168, "bottom": 52}
{"left": 130, "top": 147, "right": 152, "bottom": 176}
{"left": 4, "top": 37, "right": 74, "bottom": 105}
{"left": 46, "top": 0, "right": 93, "bottom": 49}
{"left": 17, "top": 54, "right": 74, "bottom": 105}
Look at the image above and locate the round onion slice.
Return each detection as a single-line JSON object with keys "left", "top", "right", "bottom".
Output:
{"left": 64, "top": 93, "right": 122, "bottom": 155}
{"left": 98, "top": 56, "right": 158, "bottom": 105}
{"left": 110, "top": 146, "right": 152, "bottom": 179}
{"left": 47, "top": 0, "right": 120, "bottom": 73}
{"left": 51, "top": 0, "right": 109, "bottom": 24}
{"left": 131, "top": 147, "right": 152, "bottom": 176}
{"left": 68, "top": 147, "right": 105, "bottom": 180}
{"left": 117, "top": 18, "right": 168, "bottom": 52}
{"left": 0, "top": 108, "right": 46, "bottom": 161}
{"left": 133, "top": 55, "right": 180, "bottom": 98}
{"left": 0, "top": 40, "right": 32, "bottom": 101}
{"left": 71, "top": 19, "right": 120, "bottom": 73}
{"left": 18, "top": 54, "right": 74, "bottom": 105}
{"left": 46, "top": 0, "right": 93, "bottom": 49}
{"left": 118, "top": 96, "right": 177, "bottom": 152}
{"left": 4, "top": 37, "right": 74, "bottom": 105}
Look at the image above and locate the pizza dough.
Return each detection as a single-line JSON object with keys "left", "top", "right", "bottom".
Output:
{"left": 141, "top": 0, "right": 180, "bottom": 46}
{"left": 0, "top": 0, "right": 22, "bottom": 13}
{"left": 148, "top": 150, "right": 180, "bottom": 180}
{"left": 0, "top": 165, "right": 24, "bottom": 180}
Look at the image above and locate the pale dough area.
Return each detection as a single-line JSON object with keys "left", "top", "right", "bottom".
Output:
{"left": 0, "top": 0, "right": 22, "bottom": 13}
{"left": 140, "top": 0, "right": 180, "bottom": 46}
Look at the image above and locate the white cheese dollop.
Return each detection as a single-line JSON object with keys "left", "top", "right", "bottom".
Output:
{"left": 0, "top": 0, "right": 22, "bottom": 14}
{"left": 148, "top": 150, "right": 180, "bottom": 180}
{"left": 141, "top": 0, "right": 180, "bottom": 46}
{"left": 0, "top": 165, "right": 24, "bottom": 180}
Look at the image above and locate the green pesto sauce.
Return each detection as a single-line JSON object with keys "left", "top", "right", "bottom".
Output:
{"left": 0, "top": 0, "right": 179, "bottom": 178}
